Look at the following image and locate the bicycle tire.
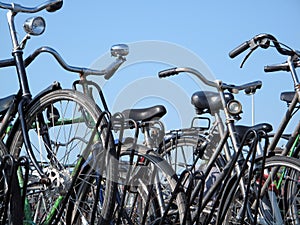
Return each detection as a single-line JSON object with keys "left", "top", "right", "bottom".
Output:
{"left": 160, "top": 133, "right": 227, "bottom": 223}
{"left": 221, "top": 155, "right": 300, "bottom": 225}
{"left": 0, "top": 156, "right": 24, "bottom": 225}
{"left": 8, "top": 89, "right": 117, "bottom": 224}
{"left": 160, "top": 133, "right": 209, "bottom": 175}
{"left": 66, "top": 149, "right": 117, "bottom": 225}
{"left": 115, "top": 146, "right": 190, "bottom": 224}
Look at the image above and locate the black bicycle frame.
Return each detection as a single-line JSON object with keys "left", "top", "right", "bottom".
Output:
{"left": 268, "top": 91, "right": 300, "bottom": 155}
{"left": 4, "top": 8, "right": 52, "bottom": 178}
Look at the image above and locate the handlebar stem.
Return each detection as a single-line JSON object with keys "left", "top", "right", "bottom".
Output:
{"left": 7, "top": 10, "right": 31, "bottom": 97}
{"left": 287, "top": 56, "right": 300, "bottom": 87}
{"left": 7, "top": 10, "right": 19, "bottom": 50}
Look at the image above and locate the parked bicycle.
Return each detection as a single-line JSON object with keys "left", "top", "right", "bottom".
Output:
{"left": 0, "top": 0, "right": 132, "bottom": 224}
{"left": 229, "top": 33, "right": 300, "bottom": 159}
{"left": 73, "top": 61, "right": 191, "bottom": 223}
{"left": 227, "top": 33, "right": 300, "bottom": 225}
{"left": 157, "top": 66, "right": 300, "bottom": 224}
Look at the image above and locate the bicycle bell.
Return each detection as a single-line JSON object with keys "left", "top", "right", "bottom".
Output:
{"left": 111, "top": 44, "right": 129, "bottom": 57}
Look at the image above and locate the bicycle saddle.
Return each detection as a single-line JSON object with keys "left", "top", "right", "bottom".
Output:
{"left": 0, "top": 95, "right": 15, "bottom": 115}
{"left": 235, "top": 123, "right": 273, "bottom": 144}
{"left": 280, "top": 91, "right": 296, "bottom": 104}
{"left": 122, "top": 105, "right": 167, "bottom": 122}
{"left": 191, "top": 91, "right": 234, "bottom": 115}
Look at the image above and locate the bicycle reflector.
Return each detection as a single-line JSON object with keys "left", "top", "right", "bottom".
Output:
{"left": 23, "top": 16, "right": 46, "bottom": 36}
{"left": 227, "top": 100, "right": 242, "bottom": 115}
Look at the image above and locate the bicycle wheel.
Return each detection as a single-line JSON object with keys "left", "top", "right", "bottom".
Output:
{"left": 0, "top": 157, "right": 17, "bottom": 225}
{"left": 222, "top": 155, "right": 300, "bottom": 225}
{"left": 0, "top": 143, "right": 11, "bottom": 223}
{"left": 161, "top": 133, "right": 226, "bottom": 223}
{"left": 114, "top": 146, "right": 190, "bottom": 224}
{"left": 160, "top": 133, "right": 209, "bottom": 176}
{"left": 8, "top": 89, "right": 117, "bottom": 224}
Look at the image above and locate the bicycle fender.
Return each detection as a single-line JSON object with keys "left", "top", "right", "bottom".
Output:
{"left": 6, "top": 82, "right": 62, "bottom": 147}
{"left": 29, "top": 81, "right": 62, "bottom": 106}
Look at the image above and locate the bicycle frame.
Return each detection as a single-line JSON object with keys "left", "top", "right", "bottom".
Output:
{"left": 267, "top": 69, "right": 300, "bottom": 155}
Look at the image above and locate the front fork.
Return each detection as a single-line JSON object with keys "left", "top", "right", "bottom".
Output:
{"left": 18, "top": 98, "right": 49, "bottom": 181}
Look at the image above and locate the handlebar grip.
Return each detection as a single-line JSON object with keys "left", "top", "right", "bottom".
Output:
{"left": 264, "top": 64, "right": 290, "bottom": 72}
{"left": 46, "top": 1, "right": 63, "bottom": 12}
{"left": 244, "top": 81, "right": 262, "bottom": 94}
{"left": 104, "top": 58, "right": 125, "bottom": 80}
{"left": 104, "top": 67, "right": 118, "bottom": 80}
{"left": 229, "top": 41, "right": 250, "bottom": 58}
{"left": 158, "top": 68, "right": 179, "bottom": 78}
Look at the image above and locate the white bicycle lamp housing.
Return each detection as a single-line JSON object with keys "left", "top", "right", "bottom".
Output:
{"left": 23, "top": 16, "right": 46, "bottom": 36}
{"left": 227, "top": 100, "right": 242, "bottom": 115}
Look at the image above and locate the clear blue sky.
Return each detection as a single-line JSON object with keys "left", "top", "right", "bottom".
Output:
{"left": 0, "top": 0, "right": 299, "bottom": 133}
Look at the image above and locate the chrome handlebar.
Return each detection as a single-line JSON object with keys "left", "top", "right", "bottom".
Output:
{"left": 0, "top": 0, "right": 125, "bottom": 80}
{"left": 0, "top": 0, "right": 62, "bottom": 13}
{"left": 158, "top": 67, "right": 262, "bottom": 94}
{"left": 0, "top": 46, "right": 126, "bottom": 79}
{"left": 25, "top": 47, "right": 126, "bottom": 78}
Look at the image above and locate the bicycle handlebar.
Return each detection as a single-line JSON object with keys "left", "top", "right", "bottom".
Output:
{"left": 264, "top": 61, "right": 300, "bottom": 73}
{"left": 25, "top": 47, "right": 108, "bottom": 75}
{"left": 229, "top": 33, "right": 295, "bottom": 58}
{"left": 26, "top": 47, "right": 126, "bottom": 78}
{"left": 0, "top": 0, "right": 62, "bottom": 13}
{"left": 229, "top": 41, "right": 250, "bottom": 58}
{"left": 0, "top": 46, "right": 125, "bottom": 79}
{"left": 0, "top": 1, "right": 125, "bottom": 79}
{"left": 158, "top": 67, "right": 262, "bottom": 94}
{"left": 264, "top": 63, "right": 290, "bottom": 72}
{"left": 103, "top": 57, "right": 125, "bottom": 80}
{"left": 158, "top": 67, "right": 179, "bottom": 78}
{"left": 224, "top": 80, "right": 262, "bottom": 94}
{"left": 159, "top": 67, "right": 218, "bottom": 88}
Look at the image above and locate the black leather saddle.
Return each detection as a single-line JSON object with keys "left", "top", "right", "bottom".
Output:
{"left": 191, "top": 91, "right": 234, "bottom": 115}
{"left": 235, "top": 123, "right": 273, "bottom": 144}
{"left": 122, "top": 105, "right": 167, "bottom": 122}
{"left": 0, "top": 95, "right": 15, "bottom": 116}
{"left": 280, "top": 91, "right": 296, "bottom": 104}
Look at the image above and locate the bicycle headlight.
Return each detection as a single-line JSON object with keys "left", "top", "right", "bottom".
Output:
{"left": 227, "top": 100, "right": 242, "bottom": 115}
{"left": 23, "top": 16, "right": 46, "bottom": 36}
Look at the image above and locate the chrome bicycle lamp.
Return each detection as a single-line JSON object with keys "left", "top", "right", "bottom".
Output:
{"left": 227, "top": 100, "right": 242, "bottom": 115}
{"left": 23, "top": 16, "right": 46, "bottom": 36}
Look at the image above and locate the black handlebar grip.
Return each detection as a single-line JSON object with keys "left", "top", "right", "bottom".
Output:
{"left": 244, "top": 81, "right": 262, "bottom": 95}
{"left": 229, "top": 41, "right": 250, "bottom": 58}
{"left": 158, "top": 68, "right": 179, "bottom": 78}
{"left": 46, "top": 1, "right": 63, "bottom": 12}
{"left": 264, "top": 65, "right": 290, "bottom": 72}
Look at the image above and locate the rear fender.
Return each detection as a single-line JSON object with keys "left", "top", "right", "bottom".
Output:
{"left": 6, "top": 82, "right": 62, "bottom": 148}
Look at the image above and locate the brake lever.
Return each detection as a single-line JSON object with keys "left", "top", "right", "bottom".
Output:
{"left": 240, "top": 49, "right": 254, "bottom": 68}
{"left": 239, "top": 39, "right": 259, "bottom": 68}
